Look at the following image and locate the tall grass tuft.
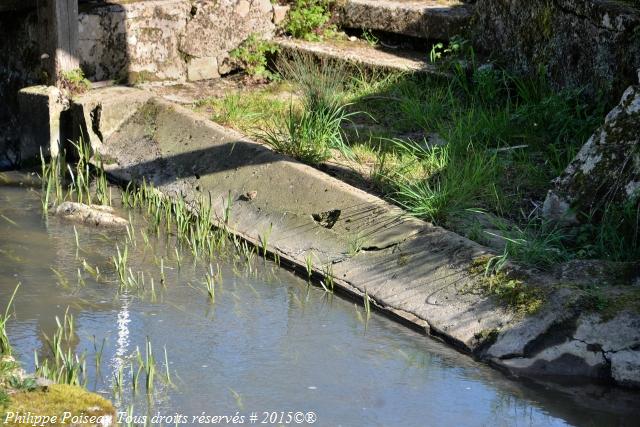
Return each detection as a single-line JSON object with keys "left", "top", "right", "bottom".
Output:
{"left": 37, "top": 309, "right": 86, "bottom": 386}
{"left": 258, "top": 53, "right": 357, "bottom": 165}
{"left": 259, "top": 103, "right": 354, "bottom": 165}
{"left": 389, "top": 142, "right": 499, "bottom": 225}
{"left": 0, "top": 283, "right": 20, "bottom": 355}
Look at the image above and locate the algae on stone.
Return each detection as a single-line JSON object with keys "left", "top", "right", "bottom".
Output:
{"left": 2, "top": 384, "right": 115, "bottom": 427}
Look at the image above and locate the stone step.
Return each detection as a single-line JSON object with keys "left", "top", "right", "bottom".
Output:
{"left": 338, "top": 0, "right": 472, "bottom": 40}
{"left": 274, "top": 37, "right": 440, "bottom": 74}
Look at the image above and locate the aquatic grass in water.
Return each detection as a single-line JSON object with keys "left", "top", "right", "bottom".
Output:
{"left": 123, "top": 183, "right": 233, "bottom": 264}
{"left": 163, "top": 346, "right": 173, "bottom": 387}
{"left": 73, "top": 226, "right": 80, "bottom": 249}
{"left": 204, "top": 264, "right": 216, "bottom": 303}
{"left": 95, "top": 160, "right": 111, "bottom": 206}
{"left": 37, "top": 309, "right": 87, "bottom": 386}
{"left": 304, "top": 252, "right": 314, "bottom": 283}
{"left": 160, "top": 257, "right": 166, "bottom": 286}
{"left": 320, "top": 264, "right": 334, "bottom": 293}
{"left": 40, "top": 147, "right": 65, "bottom": 210}
{"left": 113, "top": 364, "right": 124, "bottom": 397}
{"left": 125, "top": 219, "right": 137, "bottom": 248}
{"left": 51, "top": 267, "right": 70, "bottom": 289}
{"left": 130, "top": 362, "right": 141, "bottom": 394}
{"left": 136, "top": 339, "right": 156, "bottom": 393}
{"left": 258, "top": 223, "right": 273, "bottom": 258}
{"left": 363, "top": 290, "right": 371, "bottom": 319}
{"left": 0, "top": 283, "right": 20, "bottom": 355}
{"left": 113, "top": 244, "right": 129, "bottom": 288}
{"left": 92, "top": 336, "right": 106, "bottom": 372}
{"left": 67, "top": 139, "right": 93, "bottom": 205}
{"left": 39, "top": 137, "right": 113, "bottom": 211}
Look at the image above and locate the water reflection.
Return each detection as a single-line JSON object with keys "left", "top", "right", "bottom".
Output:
{"left": 0, "top": 184, "right": 639, "bottom": 427}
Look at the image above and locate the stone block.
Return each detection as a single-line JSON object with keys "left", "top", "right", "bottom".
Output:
{"left": 272, "top": 4, "right": 289, "bottom": 25}
{"left": 187, "top": 57, "right": 220, "bottom": 81}
{"left": 17, "top": 86, "right": 68, "bottom": 164}
{"left": 543, "top": 82, "right": 640, "bottom": 221}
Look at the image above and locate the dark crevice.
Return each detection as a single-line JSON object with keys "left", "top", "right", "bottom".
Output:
{"left": 361, "top": 242, "right": 398, "bottom": 252}
{"left": 90, "top": 104, "right": 103, "bottom": 143}
{"left": 311, "top": 209, "right": 341, "bottom": 229}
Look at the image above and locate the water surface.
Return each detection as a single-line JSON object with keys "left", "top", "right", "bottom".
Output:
{"left": 0, "top": 181, "right": 638, "bottom": 427}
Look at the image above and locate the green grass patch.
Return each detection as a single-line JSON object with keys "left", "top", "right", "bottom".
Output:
{"left": 256, "top": 53, "right": 357, "bottom": 165}
{"left": 386, "top": 142, "right": 500, "bottom": 225}
{"left": 258, "top": 102, "right": 354, "bottom": 165}
{"left": 197, "top": 43, "right": 637, "bottom": 269}
{"left": 340, "top": 62, "right": 616, "bottom": 266}
{"left": 194, "top": 86, "right": 291, "bottom": 133}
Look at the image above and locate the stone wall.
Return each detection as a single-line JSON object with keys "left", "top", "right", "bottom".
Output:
{"left": 78, "top": 0, "right": 277, "bottom": 82}
{"left": 472, "top": 0, "right": 640, "bottom": 102}
{"left": 0, "top": 0, "right": 278, "bottom": 168}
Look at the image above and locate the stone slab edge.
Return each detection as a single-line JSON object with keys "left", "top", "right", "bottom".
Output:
{"left": 274, "top": 37, "right": 440, "bottom": 75}
{"left": 338, "top": 0, "right": 472, "bottom": 40}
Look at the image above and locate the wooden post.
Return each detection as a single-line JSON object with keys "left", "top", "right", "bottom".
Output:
{"left": 38, "top": 0, "right": 80, "bottom": 84}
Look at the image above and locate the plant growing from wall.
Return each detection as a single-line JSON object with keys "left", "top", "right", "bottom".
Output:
{"left": 230, "top": 34, "right": 279, "bottom": 80}
{"left": 285, "top": 0, "right": 334, "bottom": 41}
{"left": 429, "top": 36, "right": 471, "bottom": 63}
{"left": 58, "top": 69, "right": 91, "bottom": 96}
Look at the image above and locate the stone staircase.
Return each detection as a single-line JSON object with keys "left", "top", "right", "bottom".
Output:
{"left": 274, "top": 0, "right": 472, "bottom": 73}
{"left": 340, "top": 0, "right": 471, "bottom": 40}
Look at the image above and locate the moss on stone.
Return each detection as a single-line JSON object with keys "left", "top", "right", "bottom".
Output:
{"left": 566, "top": 283, "right": 640, "bottom": 319}
{"left": 2, "top": 384, "right": 115, "bottom": 427}
{"left": 469, "top": 256, "right": 545, "bottom": 316}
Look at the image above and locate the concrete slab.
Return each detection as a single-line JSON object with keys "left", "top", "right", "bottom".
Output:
{"left": 275, "top": 37, "right": 440, "bottom": 74}
{"left": 69, "top": 86, "right": 152, "bottom": 153}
